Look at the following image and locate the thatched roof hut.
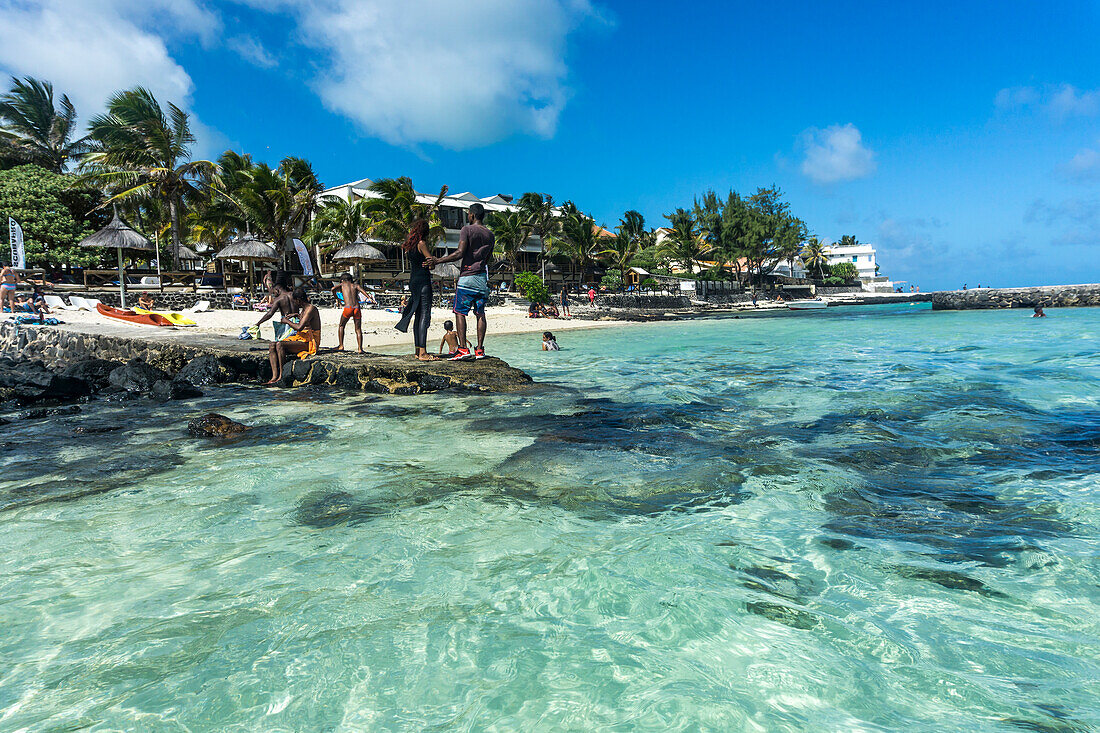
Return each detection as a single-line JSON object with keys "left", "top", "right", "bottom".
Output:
{"left": 216, "top": 237, "right": 279, "bottom": 261}
{"left": 332, "top": 239, "right": 387, "bottom": 265}
{"left": 78, "top": 210, "right": 154, "bottom": 252}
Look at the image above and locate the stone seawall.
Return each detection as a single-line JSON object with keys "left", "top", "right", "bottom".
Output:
{"left": 0, "top": 321, "right": 532, "bottom": 395}
{"left": 930, "top": 283, "right": 1100, "bottom": 310}
{"left": 45, "top": 290, "right": 503, "bottom": 311}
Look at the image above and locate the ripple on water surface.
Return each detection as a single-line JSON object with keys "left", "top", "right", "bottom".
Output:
{"left": 1, "top": 304, "right": 1098, "bottom": 731}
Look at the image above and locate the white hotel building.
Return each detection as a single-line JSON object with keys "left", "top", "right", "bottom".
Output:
{"left": 822, "top": 241, "right": 899, "bottom": 291}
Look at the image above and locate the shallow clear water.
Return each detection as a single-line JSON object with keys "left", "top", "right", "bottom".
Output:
{"left": 2, "top": 304, "right": 1099, "bottom": 731}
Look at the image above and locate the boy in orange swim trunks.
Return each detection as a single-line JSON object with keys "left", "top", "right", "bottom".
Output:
{"left": 265, "top": 288, "right": 321, "bottom": 385}
{"left": 331, "top": 273, "right": 372, "bottom": 353}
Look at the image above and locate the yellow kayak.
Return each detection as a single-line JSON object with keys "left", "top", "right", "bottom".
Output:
{"left": 133, "top": 307, "right": 197, "bottom": 326}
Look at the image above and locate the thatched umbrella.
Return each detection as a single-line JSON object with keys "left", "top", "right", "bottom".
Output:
{"left": 216, "top": 237, "right": 279, "bottom": 296}
{"left": 332, "top": 238, "right": 388, "bottom": 280}
{"left": 79, "top": 208, "right": 155, "bottom": 308}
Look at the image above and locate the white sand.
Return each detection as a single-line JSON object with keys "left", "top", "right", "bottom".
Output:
{"left": 48, "top": 303, "right": 618, "bottom": 353}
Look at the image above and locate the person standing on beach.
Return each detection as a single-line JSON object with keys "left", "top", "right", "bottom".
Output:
{"left": 1, "top": 264, "right": 20, "bottom": 313}
{"left": 559, "top": 286, "right": 571, "bottom": 317}
{"left": 395, "top": 219, "right": 436, "bottom": 361}
{"left": 255, "top": 283, "right": 297, "bottom": 340}
{"left": 587, "top": 287, "right": 596, "bottom": 306}
{"left": 333, "top": 274, "right": 372, "bottom": 353}
{"left": 425, "top": 203, "right": 493, "bottom": 360}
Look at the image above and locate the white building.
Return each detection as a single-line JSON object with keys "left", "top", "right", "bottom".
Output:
{"left": 320, "top": 178, "right": 546, "bottom": 258}
{"left": 822, "top": 241, "right": 879, "bottom": 280}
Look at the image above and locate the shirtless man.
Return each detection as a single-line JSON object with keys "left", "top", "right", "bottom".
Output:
{"left": 255, "top": 283, "right": 297, "bottom": 340}
{"left": 265, "top": 288, "right": 321, "bottom": 385}
{"left": 1, "top": 264, "right": 19, "bottom": 313}
{"left": 331, "top": 273, "right": 372, "bottom": 352}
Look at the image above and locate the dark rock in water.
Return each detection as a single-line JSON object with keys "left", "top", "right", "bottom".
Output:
{"left": 746, "top": 601, "right": 821, "bottom": 630}
{"left": 177, "top": 354, "right": 236, "bottom": 386}
{"left": 188, "top": 412, "right": 250, "bottom": 437}
{"left": 152, "top": 378, "right": 203, "bottom": 402}
{"left": 15, "top": 404, "right": 81, "bottom": 420}
{"left": 60, "top": 359, "right": 123, "bottom": 391}
{"left": 108, "top": 360, "right": 172, "bottom": 394}
{"left": 73, "top": 425, "right": 122, "bottom": 434}
{"left": 0, "top": 358, "right": 90, "bottom": 403}
{"left": 889, "top": 565, "right": 1007, "bottom": 598}
{"left": 294, "top": 490, "right": 360, "bottom": 528}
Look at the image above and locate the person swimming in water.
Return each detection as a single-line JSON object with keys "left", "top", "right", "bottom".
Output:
{"left": 542, "top": 331, "right": 560, "bottom": 351}
{"left": 265, "top": 288, "right": 320, "bottom": 385}
{"left": 1032, "top": 306, "right": 1046, "bottom": 318}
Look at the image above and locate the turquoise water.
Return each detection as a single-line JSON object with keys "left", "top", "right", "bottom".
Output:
{"left": 2, "top": 304, "right": 1099, "bottom": 731}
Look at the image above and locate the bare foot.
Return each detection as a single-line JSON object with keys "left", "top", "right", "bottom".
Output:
{"left": 417, "top": 354, "right": 437, "bottom": 361}
{"left": 356, "top": 348, "right": 365, "bottom": 354}
{"left": 335, "top": 347, "right": 345, "bottom": 352}
{"left": 262, "top": 378, "right": 280, "bottom": 386}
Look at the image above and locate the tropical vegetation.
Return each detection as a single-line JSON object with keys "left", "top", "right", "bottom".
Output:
{"left": 0, "top": 74, "right": 869, "bottom": 289}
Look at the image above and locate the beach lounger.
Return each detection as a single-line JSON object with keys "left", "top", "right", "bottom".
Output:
{"left": 43, "top": 295, "right": 78, "bottom": 311}
{"left": 69, "top": 296, "right": 93, "bottom": 311}
{"left": 83, "top": 297, "right": 104, "bottom": 310}
{"left": 185, "top": 300, "right": 211, "bottom": 313}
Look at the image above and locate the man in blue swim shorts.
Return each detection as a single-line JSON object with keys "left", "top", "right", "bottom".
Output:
{"left": 426, "top": 203, "right": 494, "bottom": 360}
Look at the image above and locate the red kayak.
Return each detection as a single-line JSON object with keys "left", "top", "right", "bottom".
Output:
{"left": 97, "top": 303, "right": 174, "bottom": 327}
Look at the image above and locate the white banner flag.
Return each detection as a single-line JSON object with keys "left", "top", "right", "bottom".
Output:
{"left": 292, "top": 238, "right": 313, "bottom": 276}
{"left": 8, "top": 217, "right": 25, "bottom": 269}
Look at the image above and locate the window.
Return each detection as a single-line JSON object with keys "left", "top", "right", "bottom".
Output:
{"left": 852, "top": 256, "right": 858, "bottom": 262}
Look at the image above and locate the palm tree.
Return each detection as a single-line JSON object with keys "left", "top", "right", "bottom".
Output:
{"left": 801, "top": 236, "right": 828, "bottom": 280}
{"left": 556, "top": 202, "right": 602, "bottom": 283}
{"left": 361, "top": 177, "right": 447, "bottom": 245}
{"left": 83, "top": 87, "right": 212, "bottom": 269}
{"left": 307, "top": 196, "right": 376, "bottom": 251}
{"left": 221, "top": 157, "right": 322, "bottom": 256}
{"left": 518, "top": 192, "right": 560, "bottom": 276}
{"left": 660, "top": 208, "right": 711, "bottom": 275}
{"left": 837, "top": 234, "right": 859, "bottom": 248}
{"left": 601, "top": 217, "right": 642, "bottom": 291}
{"left": 0, "top": 76, "right": 88, "bottom": 172}
{"left": 487, "top": 209, "right": 531, "bottom": 275}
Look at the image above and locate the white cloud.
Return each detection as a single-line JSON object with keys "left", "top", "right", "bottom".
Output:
{"left": 798, "top": 123, "right": 876, "bottom": 184}
{"left": 240, "top": 0, "right": 606, "bottom": 149}
{"left": 994, "top": 83, "right": 1100, "bottom": 120}
{"left": 1025, "top": 198, "right": 1100, "bottom": 246}
{"left": 229, "top": 35, "right": 277, "bottom": 69}
{"left": 1064, "top": 144, "right": 1100, "bottom": 182}
{"left": 0, "top": 1, "right": 219, "bottom": 117}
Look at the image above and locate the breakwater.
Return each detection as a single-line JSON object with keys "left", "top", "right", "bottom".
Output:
{"left": 0, "top": 321, "right": 532, "bottom": 395}
{"left": 931, "top": 283, "right": 1100, "bottom": 310}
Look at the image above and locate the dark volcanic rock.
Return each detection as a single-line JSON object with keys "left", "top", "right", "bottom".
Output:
{"left": 152, "top": 378, "right": 203, "bottom": 401}
{"left": 177, "top": 354, "right": 236, "bottom": 386}
{"left": 15, "top": 405, "right": 82, "bottom": 420}
{"left": 60, "top": 359, "right": 123, "bottom": 391}
{"left": 0, "top": 358, "right": 90, "bottom": 403}
{"left": 188, "top": 412, "right": 250, "bottom": 437}
{"left": 108, "top": 360, "right": 172, "bottom": 394}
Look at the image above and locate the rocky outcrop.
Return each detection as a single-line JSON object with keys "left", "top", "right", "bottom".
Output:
{"left": 0, "top": 321, "right": 534, "bottom": 395}
{"left": 931, "top": 284, "right": 1100, "bottom": 310}
{"left": 188, "top": 413, "right": 250, "bottom": 437}
{"left": 0, "top": 357, "right": 90, "bottom": 404}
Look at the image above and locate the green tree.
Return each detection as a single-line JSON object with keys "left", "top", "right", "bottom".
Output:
{"left": 801, "top": 236, "right": 828, "bottom": 280}
{"left": 514, "top": 270, "right": 550, "bottom": 304}
{"left": 487, "top": 208, "right": 531, "bottom": 274}
{"left": 837, "top": 234, "right": 860, "bottom": 248}
{"left": 83, "top": 87, "right": 213, "bottom": 269}
{"left": 660, "top": 207, "right": 711, "bottom": 274}
{"left": 0, "top": 164, "right": 103, "bottom": 267}
{"left": 0, "top": 77, "right": 89, "bottom": 173}
{"left": 556, "top": 202, "right": 602, "bottom": 282}
{"left": 600, "top": 215, "right": 642, "bottom": 290}
{"left": 360, "top": 176, "right": 447, "bottom": 245}
{"left": 831, "top": 261, "right": 859, "bottom": 282}
{"left": 218, "top": 157, "right": 323, "bottom": 255}
{"left": 306, "top": 195, "right": 376, "bottom": 252}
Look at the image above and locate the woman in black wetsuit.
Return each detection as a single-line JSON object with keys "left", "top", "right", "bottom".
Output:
{"left": 395, "top": 219, "right": 436, "bottom": 360}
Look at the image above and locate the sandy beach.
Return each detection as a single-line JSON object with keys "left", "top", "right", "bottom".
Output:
{"left": 40, "top": 302, "right": 618, "bottom": 353}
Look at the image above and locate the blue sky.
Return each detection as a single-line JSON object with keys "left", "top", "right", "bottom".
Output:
{"left": 2, "top": 1, "right": 1098, "bottom": 290}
